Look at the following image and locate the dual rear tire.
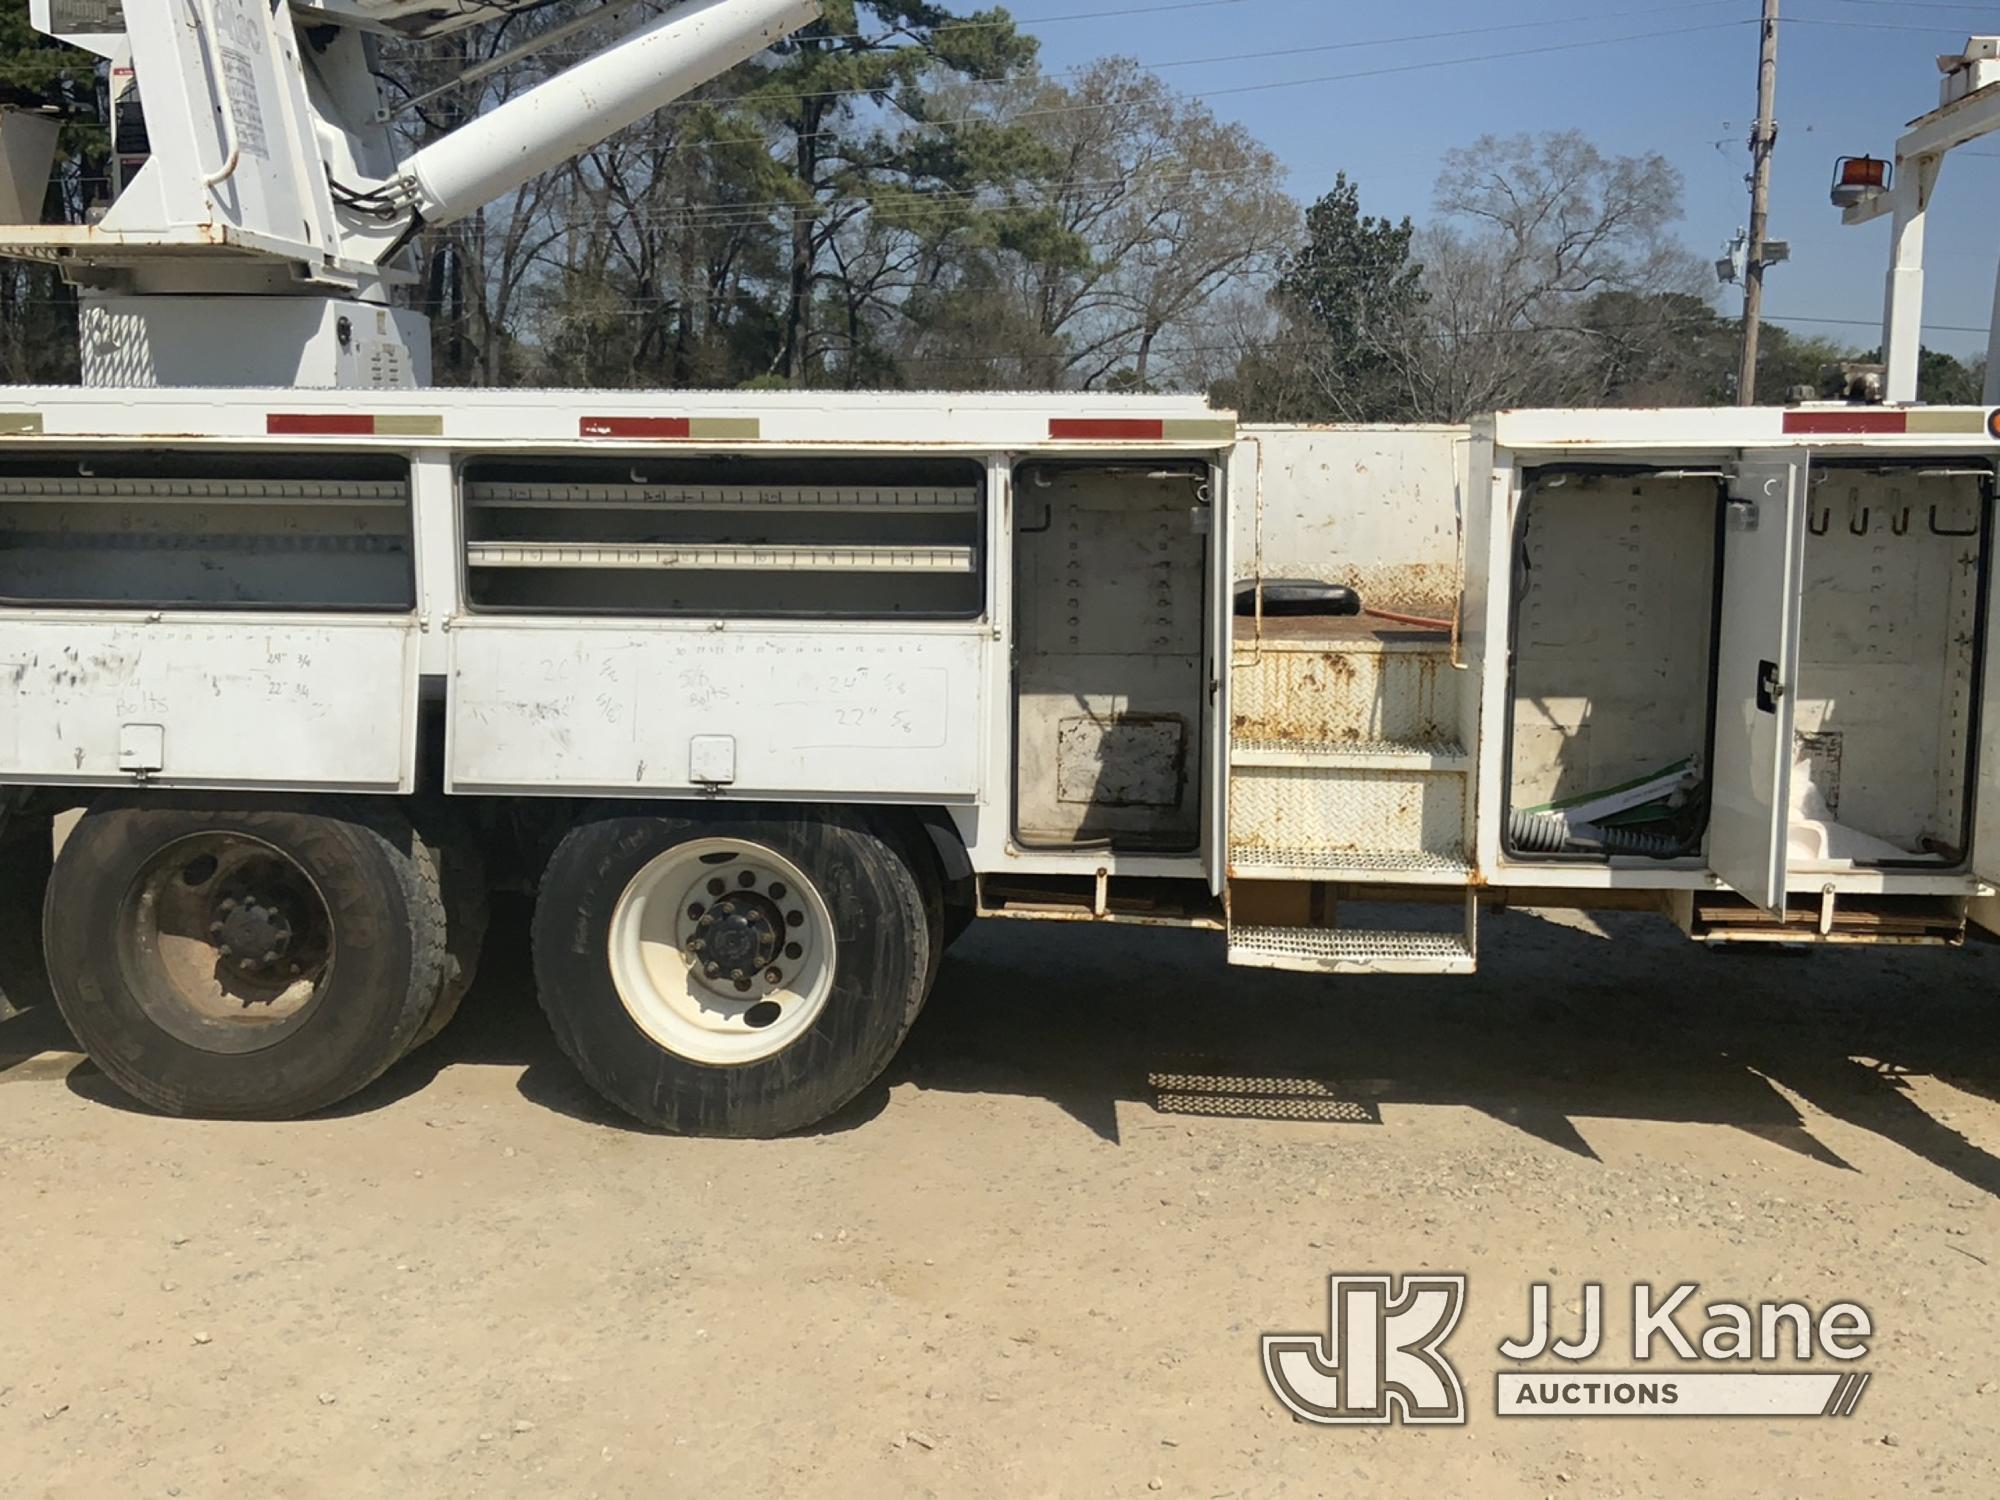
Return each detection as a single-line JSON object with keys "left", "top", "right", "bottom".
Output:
{"left": 531, "top": 805, "right": 935, "bottom": 1137}
{"left": 42, "top": 795, "right": 939, "bottom": 1136}
{"left": 43, "top": 794, "right": 450, "bottom": 1119}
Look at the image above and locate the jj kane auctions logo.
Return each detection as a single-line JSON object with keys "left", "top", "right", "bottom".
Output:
{"left": 1264, "top": 1275, "right": 1874, "bottom": 1424}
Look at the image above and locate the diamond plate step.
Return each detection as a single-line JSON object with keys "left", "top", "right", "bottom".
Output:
{"left": 1230, "top": 739, "right": 1470, "bottom": 772}
{"left": 1228, "top": 925, "right": 1477, "bottom": 976}
{"left": 1226, "top": 848, "right": 1473, "bottom": 884}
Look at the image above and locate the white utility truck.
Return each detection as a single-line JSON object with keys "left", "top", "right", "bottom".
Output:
{"left": 0, "top": 3, "right": 1997, "bottom": 1137}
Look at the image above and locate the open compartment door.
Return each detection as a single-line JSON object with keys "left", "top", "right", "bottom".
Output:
{"left": 1206, "top": 452, "right": 1235, "bottom": 894}
{"left": 1975, "top": 479, "right": 2000, "bottom": 910}
{"left": 1709, "top": 454, "right": 1808, "bottom": 911}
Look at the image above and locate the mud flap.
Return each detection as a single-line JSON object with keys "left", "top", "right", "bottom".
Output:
{"left": 0, "top": 809, "right": 54, "bottom": 1019}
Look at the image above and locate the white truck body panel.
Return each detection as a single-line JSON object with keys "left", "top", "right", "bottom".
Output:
{"left": 0, "top": 388, "right": 1992, "bottom": 933}
{"left": 446, "top": 623, "right": 987, "bottom": 799}
{"left": 0, "top": 387, "right": 1234, "bottom": 451}
{"left": 0, "top": 388, "right": 1231, "bottom": 884}
{"left": 1236, "top": 424, "right": 1465, "bottom": 615}
{"left": 0, "top": 614, "right": 419, "bottom": 792}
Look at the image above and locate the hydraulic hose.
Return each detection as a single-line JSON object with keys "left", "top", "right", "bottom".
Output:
{"left": 1508, "top": 809, "right": 1685, "bottom": 859}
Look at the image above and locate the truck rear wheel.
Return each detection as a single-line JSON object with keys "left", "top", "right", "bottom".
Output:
{"left": 44, "top": 795, "right": 446, "bottom": 1118}
{"left": 408, "top": 811, "right": 491, "bottom": 1051}
{"left": 531, "top": 806, "right": 934, "bottom": 1137}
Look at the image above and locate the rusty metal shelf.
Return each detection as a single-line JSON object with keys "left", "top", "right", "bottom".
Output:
{"left": 1230, "top": 738, "right": 1469, "bottom": 772}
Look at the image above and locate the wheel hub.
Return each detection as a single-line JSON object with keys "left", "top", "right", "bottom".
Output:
{"left": 212, "top": 892, "right": 296, "bottom": 972}
{"left": 608, "top": 839, "right": 838, "bottom": 1066}
{"left": 696, "top": 892, "right": 781, "bottom": 978}
{"left": 121, "top": 832, "right": 334, "bottom": 1053}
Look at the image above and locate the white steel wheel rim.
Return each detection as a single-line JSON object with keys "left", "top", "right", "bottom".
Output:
{"left": 607, "top": 838, "right": 836, "bottom": 1066}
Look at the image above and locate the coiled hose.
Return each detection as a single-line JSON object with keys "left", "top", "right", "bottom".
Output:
{"left": 1508, "top": 809, "right": 1684, "bottom": 858}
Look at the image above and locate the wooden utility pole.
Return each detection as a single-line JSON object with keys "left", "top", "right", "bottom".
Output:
{"left": 1738, "top": 0, "right": 1781, "bottom": 405}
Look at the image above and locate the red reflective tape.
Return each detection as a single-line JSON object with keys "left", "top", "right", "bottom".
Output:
{"left": 1050, "top": 418, "right": 1167, "bottom": 441}
{"left": 581, "top": 416, "right": 692, "bottom": 439}
{"left": 1783, "top": 410, "right": 1907, "bottom": 435}
{"left": 1989, "top": 409, "right": 2000, "bottom": 441}
{"left": 268, "top": 413, "right": 375, "bottom": 436}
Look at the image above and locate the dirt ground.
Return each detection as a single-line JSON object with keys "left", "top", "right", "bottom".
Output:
{"left": 3, "top": 901, "right": 1999, "bottom": 1498}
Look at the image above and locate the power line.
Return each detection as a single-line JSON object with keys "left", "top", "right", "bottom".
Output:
{"left": 1809, "top": 0, "right": 2000, "bottom": 12}
{"left": 406, "top": 0, "right": 1743, "bottom": 111}
{"left": 401, "top": 0, "right": 1263, "bottom": 55}
{"left": 1764, "top": 312, "right": 1991, "bottom": 336}
{"left": 804, "top": 0, "right": 1261, "bottom": 44}
{"left": 1788, "top": 13, "right": 1999, "bottom": 34}
{"left": 501, "top": 294, "right": 1958, "bottom": 344}
{"left": 561, "top": 18, "right": 1753, "bottom": 160}
{"left": 387, "top": 15, "right": 1751, "bottom": 191}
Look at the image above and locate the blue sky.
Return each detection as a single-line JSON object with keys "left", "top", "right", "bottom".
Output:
{"left": 1011, "top": 0, "right": 2000, "bottom": 358}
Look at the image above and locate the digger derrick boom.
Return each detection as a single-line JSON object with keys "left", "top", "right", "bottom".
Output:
{"left": 0, "top": 0, "right": 822, "bottom": 387}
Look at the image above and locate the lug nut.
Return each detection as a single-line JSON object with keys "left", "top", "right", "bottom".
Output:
{"left": 730, "top": 968, "right": 745, "bottom": 981}
{"left": 217, "top": 944, "right": 233, "bottom": 957}
{"left": 261, "top": 950, "right": 278, "bottom": 964}
{"left": 688, "top": 938, "right": 705, "bottom": 953}
{"left": 238, "top": 958, "right": 255, "bottom": 971}
{"left": 764, "top": 967, "right": 783, "bottom": 984}
{"left": 704, "top": 961, "right": 721, "bottom": 978}
{"left": 209, "top": 921, "right": 224, "bottom": 936}
{"left": 698, "top": 913, "right": 715, "bottom": 929}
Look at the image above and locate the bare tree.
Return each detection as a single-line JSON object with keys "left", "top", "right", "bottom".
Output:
{"left": 379, "top": 14, "right": 578, "bottom": 385}
{"left": 981, "top": 58, "right": 1297, "bottom": 390}
{"left": 1398, "top": 132, "right": 1710, "bottom": 419}
{"left": 529, "top": 102, "right": 796, "bottom": 387}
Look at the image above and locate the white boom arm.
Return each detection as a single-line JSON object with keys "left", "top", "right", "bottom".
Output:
{"left": 399, "top": 0, "right": 819, "bottom": 228}
{"left": 1841, "top": 37, "right": 2000, "bottom": 405}
{"left": 0, "top": 0, "right": 822, "bottom": 388}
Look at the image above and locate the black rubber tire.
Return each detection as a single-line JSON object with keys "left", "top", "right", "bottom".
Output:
{"left": 941, "top": 886, "right": 977, "bottom": 953}
{"left": 874, "top": 815, "right": 948, "bottom": 991}
{"left": 531, "top": 804, "right": 935, "bottom": 1137}
{"left": 408, "top": 810, "right": 491, "bottom": 1050}
{"left": 0, "top": 816, "right": 55, "bottom": 1019}
{"left": 44, "top": 794, "right": 447, "bottom": 1119}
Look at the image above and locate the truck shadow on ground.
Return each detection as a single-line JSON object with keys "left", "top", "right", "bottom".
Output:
{"left": 36, "top": 900, "right": 2000, "bottom": 1200}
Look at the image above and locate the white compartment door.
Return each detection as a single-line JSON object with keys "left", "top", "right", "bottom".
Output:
{"left": 447, "top": 623, "right": 985, "bottom": 799}
{"left": 1206, "top": 453, "right": 1236, "bottom": 894}
{"left": 1710, "top": 455, "right": 1808, "bottom": 912}
{"left": 0, "top": 616, "right": 421, "bottom": 792}
{"left": 1976, "top": 492, "right": 2000, "bottom": 894}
